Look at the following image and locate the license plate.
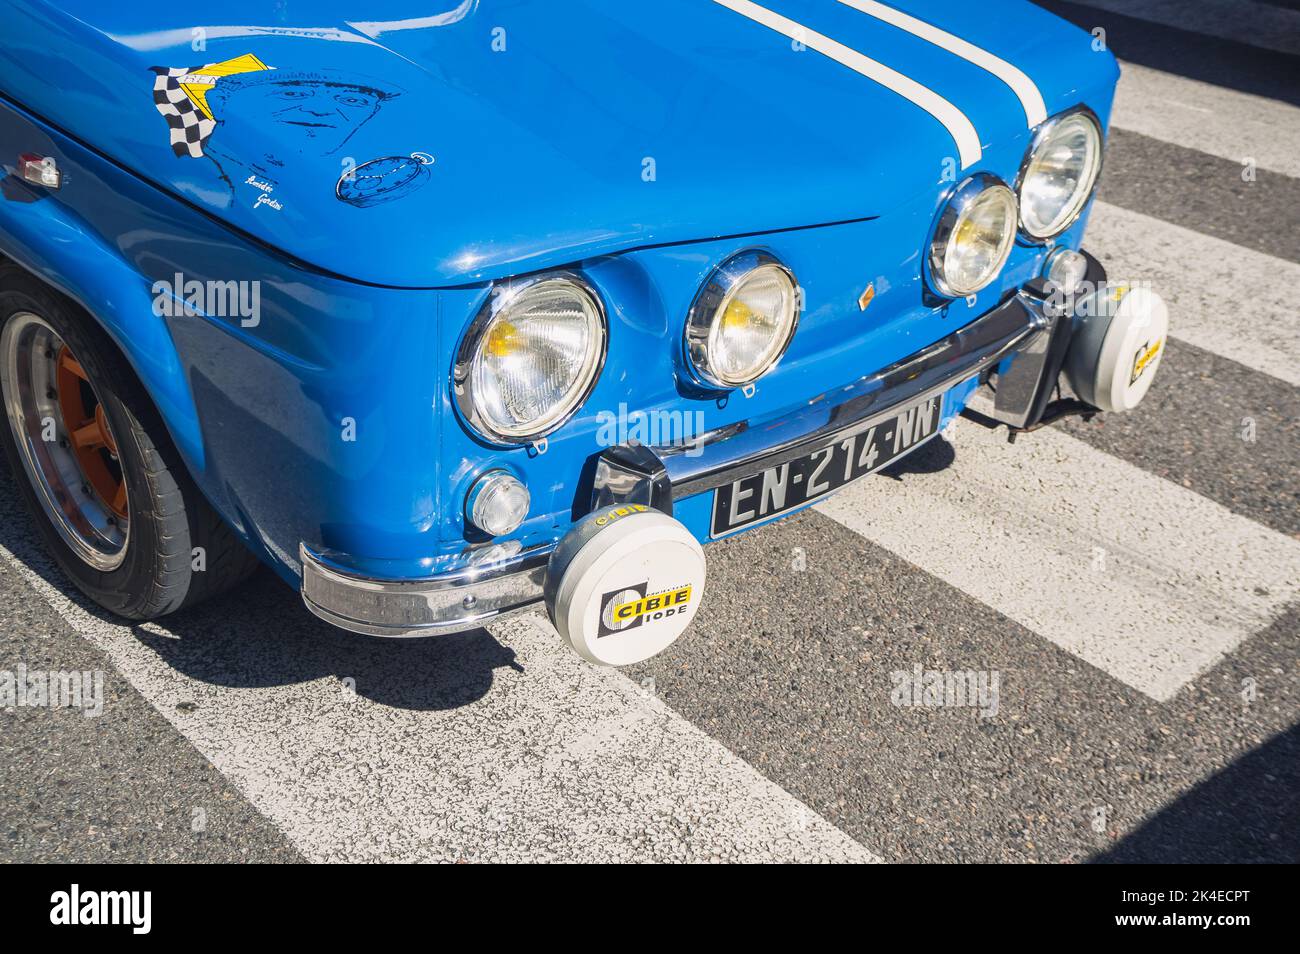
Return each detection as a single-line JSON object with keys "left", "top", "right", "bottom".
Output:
{"left": 709, "top": 393, "right": 944, "bottom": 538}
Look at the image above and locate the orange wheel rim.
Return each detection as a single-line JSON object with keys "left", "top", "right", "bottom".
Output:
{"left": 55, "top": 345, "right": 127, "bottom": 519}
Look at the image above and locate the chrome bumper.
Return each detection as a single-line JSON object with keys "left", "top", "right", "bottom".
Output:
{"left": 300, "top": 542, "right": 550, "bottom": 637}
{"left": 300, "top": 284, "right": 1053, "bottom": 638}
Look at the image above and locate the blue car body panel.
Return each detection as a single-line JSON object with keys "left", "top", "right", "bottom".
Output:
{"left": 0, "top": 0, "right": 1118, "bottom": 587}
{"left": 0, "top": 0, "right": 1114, "bottom": 286}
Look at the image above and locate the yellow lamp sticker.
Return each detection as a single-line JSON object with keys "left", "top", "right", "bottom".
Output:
{"left": 485, "top": 320, "right": 521, "bottom": 357}
{"left": 721, "top": 298, "right": 757, "bottom": 331}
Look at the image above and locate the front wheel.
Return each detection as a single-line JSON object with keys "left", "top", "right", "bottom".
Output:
{"left": 0, "top": 264, "right": 259, "bottom": 618}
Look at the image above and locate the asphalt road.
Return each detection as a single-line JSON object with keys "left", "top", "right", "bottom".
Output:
{"left": 2, "top": 0, "right": 1297, "bottom": 863}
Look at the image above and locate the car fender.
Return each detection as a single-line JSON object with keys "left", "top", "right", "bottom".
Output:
{"left": 0, "top": 94, "right": 207, "bottom": 474}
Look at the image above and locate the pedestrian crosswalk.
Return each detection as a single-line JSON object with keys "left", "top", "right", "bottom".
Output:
{"left": 0, "top": 524, "right": 876, "bottom": 863}
{"left": 1084, "top": 202, "right": 1300, "bottom": 385}
{"left": 815, "top": 413, "right": 1300, "bottom": 702}
{"left": 1, "top": 0, "right": 1296, "bottom": 864}
{"left": 1110, "top": 61, "right": 1300, "bottom": 177}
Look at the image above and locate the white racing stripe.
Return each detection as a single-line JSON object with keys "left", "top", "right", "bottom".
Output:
{"left": 711, "top": 0, "right": 982, "bottom": 167}
{"left": 0, "top": 515, "right": 876, "bottom": 863}
{"left": 1077, "top": 0, "right": 1300, "bottom": 58}
{"left": 1087, "top": 201, "right": 1300, "bottom": 386}
{"left": 1111, "top": 62, "right": 1300, "bottom": 178}
{"left": 815, "top": 416, "right": 1300, "bottom": 702}
{"left": 837, "top": 0, "right": 1046, "bottom": 126}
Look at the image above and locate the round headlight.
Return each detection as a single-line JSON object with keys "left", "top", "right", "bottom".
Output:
{"left": 685, "top": 252, "right": 800, "bottom": 389}
{"left": 1017, "top": 111, "right": 1103, "bottom": 240}
{"left": 455, "top": 274, "right": 606, "bottom": 443}
{"left": 929, "top": 175, "right": 1018, "bottom": 298}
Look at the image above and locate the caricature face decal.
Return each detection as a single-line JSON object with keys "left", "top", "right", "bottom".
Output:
{"left": 216, "top": 75, "right": 393, "bottom": 156}
{"left": 149, "top": 59, "right": 425, "bottom": 207}
{"left": 151, "top": 57, "right": 401, "bottom": 163}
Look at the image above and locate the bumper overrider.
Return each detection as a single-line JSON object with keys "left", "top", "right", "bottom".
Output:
{"left": 302, "top": 253, "right": 1168, "bottom": 650}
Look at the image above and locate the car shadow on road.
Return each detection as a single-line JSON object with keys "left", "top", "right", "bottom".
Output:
{"left": 1091, "top": 722, "right": 1300, "bottom": 864}
{"left": 133, "top": 570, "right": 526, "bottom": 711}
{"left": 0, "top": 463, "right": 522, "bottom": 712}
{"left": 879, "top": 431, "right": 958, "bottom": 478}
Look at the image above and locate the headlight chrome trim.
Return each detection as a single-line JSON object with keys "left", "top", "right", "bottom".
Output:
{"left": 1014, "top": 105, "right": 1105, "bottom": 243}
{"left": 452, "top": 271, "right": 608, "bottom": 446}
{"left": 683, "top": 249, "right": 801, "bottom": 391}
{"left": 926, "top": 172, "right": 1019, "bottom": 300}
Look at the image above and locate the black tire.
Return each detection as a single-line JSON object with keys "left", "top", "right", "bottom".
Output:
{"left": 0, "top": 263, "right": 260, "bottom": 618}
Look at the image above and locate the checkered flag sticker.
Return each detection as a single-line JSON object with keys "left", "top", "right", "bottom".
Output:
{"left": 148, "top": 55, "right": 271, "bottom": 159}
{"left": 152, "top": 67, "right": 217, "bottom": 158}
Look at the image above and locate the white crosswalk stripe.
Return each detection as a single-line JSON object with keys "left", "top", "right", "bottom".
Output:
{"left": 1078, "top": 0, "right": 1300, "bottom": 57}
{"left": 0, "top": 526, "right": 876, "bottom": 863}
{"left": 1110, "top": 61, "right": 1300, "bottom": 178}
{"left": 1086, "top": 201, "right": 1300, "bottom": 386}
{"left": 814, "top": 414, "right": 1300, "bottom": 702}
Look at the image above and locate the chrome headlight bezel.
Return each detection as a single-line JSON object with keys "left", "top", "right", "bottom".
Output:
{"left": 452, "top": 272, "right": 607, "bottom": 445}
{"left": 683, "top": 250, "right": 801, "bottom": 390}
{"left": 926, "top": 173, "right": 1019, "bottom": 299}
{"left": 1015, "top": 106, "right": 1104, "bottom": 242}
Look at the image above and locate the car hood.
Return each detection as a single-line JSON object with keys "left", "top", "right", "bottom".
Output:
{"left": 0, "top": 0, "right": 1106, "bottom": 287}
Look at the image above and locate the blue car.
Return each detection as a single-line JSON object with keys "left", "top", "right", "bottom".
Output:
{"left": 0, "top": 0, "right": 1167, "bottom": 665}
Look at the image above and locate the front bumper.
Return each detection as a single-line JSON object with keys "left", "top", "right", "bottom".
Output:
{"left": 301, "top": 542, "right": 551, "bottom": 637}
{"left": 300, "top": 277, "right": 1066, "bottom": 637}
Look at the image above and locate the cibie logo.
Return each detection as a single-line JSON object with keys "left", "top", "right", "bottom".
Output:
{"left": 597, "top": 583, "right": 693, "bottom": 638}
{"left": 1130, "top": 337, "right": 1163, "bottom": 384}
{"left": 49, "top": 884, "right": 151, "bottom": 934}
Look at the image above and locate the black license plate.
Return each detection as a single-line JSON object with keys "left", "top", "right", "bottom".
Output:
{"left": 710, "top": 393, "right": 944, "bottom": 538}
